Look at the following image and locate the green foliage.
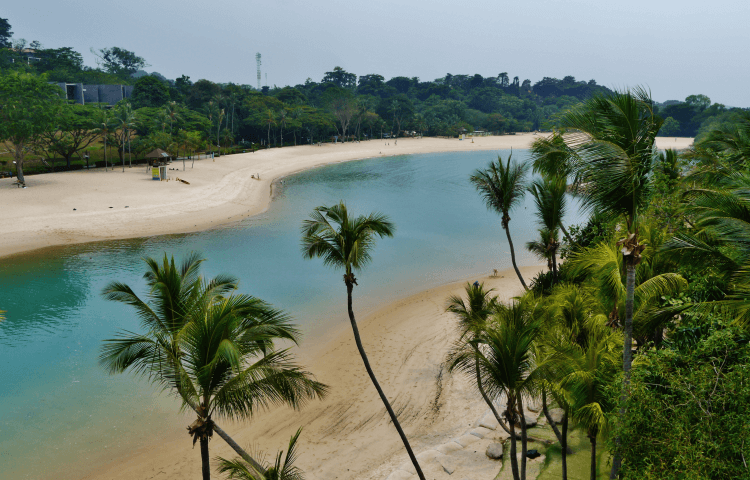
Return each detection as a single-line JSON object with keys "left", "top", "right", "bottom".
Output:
{"left": 617, "top": 328, "right": 750, "bottom": 479}
{"left": 93, "top": 46, "right": 148, "bottom": 76}
{"left": 131, "top": 75, "right": 170, "bottom": 108}
{"left": 659, "top": 116, "right": 680, "bottom": 136}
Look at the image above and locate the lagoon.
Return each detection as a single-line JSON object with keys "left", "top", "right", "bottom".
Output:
{"left": 0, "top": 150, "right": 585, "bottom": 479}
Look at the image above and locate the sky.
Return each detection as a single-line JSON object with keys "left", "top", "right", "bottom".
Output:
{"left": 5, "top": 0, "right": 750, "bottom": 107}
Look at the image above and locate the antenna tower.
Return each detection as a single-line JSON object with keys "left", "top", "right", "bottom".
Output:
{"left": 255, "top": 53, "right": 262, "bottom": 90}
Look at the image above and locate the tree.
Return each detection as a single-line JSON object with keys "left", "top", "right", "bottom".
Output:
{"left": 92, "top": 46, "right": 148, "bottom": 76}
{"left": 131, "top": 75, "right": 170, "bottom": 108}
{"left": 685, "top": 94, "right": 711, "bottom": 111}
{"left": 527, "top": 176, "right": 571, "bottom": 281}
{"left": 321, "top": 66, "right": 357, "bottom": 90}
{"left": 100, "top": 254, "right": 327, "bottom": 480}
{"left": 300, "top": 202, "right": 426, "bottom": 480}
{"left": 112, "top": 103, "right": 138, "bottom": 169}
{"left": 0, "top": 72, "right": 62, "bottom": 184}
{"left": 550, "top": 88, "right": 664, "bottom": 478}
{"left": 554, "top": 322, "right": 621, "bottom": 480}
{"left": 218, "top": 428, "right": 306, "bottom": 480}
{"left": 0, "top": 17, "right": 12, "bottom": 48}
{"left": 37, "top": 103, "right": 99, "bottom": 169}
{"left": 451, "top": 300, "right": 544, "bottom": 480}
{"left": 470, "top": 154, "right": 530, "bottom": 290}
{"left": 659, "top": 116, "right": 681, "bottom": 136}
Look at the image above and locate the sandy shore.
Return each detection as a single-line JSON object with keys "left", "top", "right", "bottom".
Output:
{"left": 81, "top": 265, "right": 544, "bottom": 480}
{"left": 0, "top": 135, "right": 693, "bottom": 259}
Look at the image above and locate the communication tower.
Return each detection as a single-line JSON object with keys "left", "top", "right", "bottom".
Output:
{"left": 255, "top": 53, "right": 262, "bottom": 90}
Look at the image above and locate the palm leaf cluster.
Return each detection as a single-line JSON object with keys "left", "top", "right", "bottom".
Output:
{"left": 100, "top": 254, "right": 327, "bottom": 479}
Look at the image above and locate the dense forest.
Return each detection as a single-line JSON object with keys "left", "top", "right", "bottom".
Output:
{"left": 2, "top": 14, "right": 746, "bottom": 179}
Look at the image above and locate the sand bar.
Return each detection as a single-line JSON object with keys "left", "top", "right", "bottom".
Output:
{"left": 0, "top": 135, "right": 693, "bottom": 259}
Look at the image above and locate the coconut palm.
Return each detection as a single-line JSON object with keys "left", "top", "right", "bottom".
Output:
{"left": 96, "top": 109, "right": 114, "bottom": 171}
{"left": 218, "top": 428, "right": 305, "bottom": 480}
{"left": 528, "top": 175, "right": 573, "bottom": 246}
{"left": 300, "top": 202, "right": 426, "bottom": 480}
{"left": 470, "top": 154, "right": 530, "bottom": 290}
{"left": 100, "top": 254, "right": 327, "bottom": 480}
{"left": 450, "top": 299, "right": 544, "bottom": 480}
{"left": 664, "top": 168, "right": 750, "bottom": 329}
{"left": 526, "top": 227, "right": 560, "bottom": 279}
{"left": 165, "top": 101, "right": 183, "bottom": 135}
{"left": 112, "top": 103, "right": 137, "bottom": 170}
{"left": 545, "top": 88, "right": 663, "bottom": 477}
{"left": 554, "top": 323, "right": 621, "bottom": 480}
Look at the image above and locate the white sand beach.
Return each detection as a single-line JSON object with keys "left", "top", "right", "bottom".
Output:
{"left": 0, "top": 135, "right": 693, "bottom": 259}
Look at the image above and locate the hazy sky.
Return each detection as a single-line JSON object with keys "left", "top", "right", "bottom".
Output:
{"left": 5, "top": 0, "right": 750, "bottom": 106}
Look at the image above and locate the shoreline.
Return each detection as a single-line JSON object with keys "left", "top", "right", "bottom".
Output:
{"left": 80, "top": 264, "right": 544, "bottom": 480}
{"left": 0, "top": 135, "right": 693, "bottom": 260}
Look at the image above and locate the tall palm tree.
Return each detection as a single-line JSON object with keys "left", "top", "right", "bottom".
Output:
{"left": 526, "top": 227, "right": 560, "bottom": 279}
{"left": 300, "top": 202, "right": 426, "bottom": 480}
{"left": 165, "top": 101, "right": 183, "bottom": 135}
{"left": 218, "top": 428, "right": 305, "bottom": 480}
{"left": 529, "top": 175, "right": 573, "bottom": 245}
{"left": 471, "top": 154, "right": 530, "bottom": 290}
{"left": 113, "top": 103, "right": 137, "bottom": 170}
{"left": 450, "top": 300, "right": 544, "bottom": 480}
{"left": 278, "top": 109, "right": 288, "bottom": 147}
{"left": 100, "top": 254, "right": 327, "bottom": 480}
{"left": 547, "top": 88, "right": 663, "bottom": 478}
{"left": 96, "top": 109, "right": 114, "bottom": 172}
{"left": 554, "top": 324, "right": 621, "bottom": 480}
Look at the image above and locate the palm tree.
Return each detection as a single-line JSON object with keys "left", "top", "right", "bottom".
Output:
{"left": 554, "top": 323, "right": 621, "bottom": 480}
{"left": 165, "top": 101, "right": 183, "bottom": 135}
{"left": 218, "top": 428, "right": 305, "bottom": 480}
{"left": 100, "top": 254, "right": 327, "bottom": 480}
{"left": 300, "top": 202, "right": 426, "bottom": 480}
{"left": 265, "top": 110, "right": 276, "bottom": 149}
{"left": 549, "top": 88, "right": 664, "bottom": 478}
{"left": 526, "top": 227, "right": 559, "bottom": 279}
{"left": 278, "top": 109, "right": 288, "bottom": 147}
{"left": 470, "top": 154, "right": 530, "bottom": 290}
{"left": 450, "top": 299, "right": 544, "bottom": 480}
{"left": 113, "top": 103, "right": 137, "bottom": 170}
{"left": 96, "top": 109, "right": 114, "bottom": 172}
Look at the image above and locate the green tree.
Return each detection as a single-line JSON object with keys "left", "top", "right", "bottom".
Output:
{"left": 550, "top": 88, "right": 664, "bottom": 477}
{"left": 0, "top": 72, "right": 62, "bottom": 183}
{"left": 37, "top": 103, "right": 99, "bottom": 169}
{"left": 554, "top": 322, "right": 621, "bottom": 480}
{"left": 451, "top": 300, "right": 544, "bottom": 480}
{"left": 300, "top": 202, "right": 426, "bottom": 480}
{"left": 659, "top": 116, "right": 681, "bottom": 136}
{"left": 100, "top": 254, "right": 327, "bottom": 480}
{"left": 470, "top": 154, "right": 530, "bottom": 290}
{"left": 321, "top": 66, "right": 357, "bottom": 90}
{"left": 0, "top": 17, "right": 12, "bottom": 48}
{"left": 92, "top": 46, "right": 149, "bottom": 77}
{"left": 131, "top": 75, "right": 170, "bottom": 108}
{"left": 218, "top": 428, "right": 305, "bottom": 480}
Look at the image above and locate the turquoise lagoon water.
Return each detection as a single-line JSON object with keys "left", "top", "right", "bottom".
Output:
{"left": 0, "top": 150, "right": 585, "bottom": 479}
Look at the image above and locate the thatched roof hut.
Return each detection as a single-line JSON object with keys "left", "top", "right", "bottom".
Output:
{"left": 145, "top": 148, "right": 173, "bottom": 165}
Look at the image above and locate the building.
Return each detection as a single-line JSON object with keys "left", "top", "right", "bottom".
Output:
{"left": 53, "top": 83, "right": 134, "bottom": 106}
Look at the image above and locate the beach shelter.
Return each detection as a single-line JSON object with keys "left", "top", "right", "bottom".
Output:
{"left": 145, "top": 148, "right": 173, "bottom": 165}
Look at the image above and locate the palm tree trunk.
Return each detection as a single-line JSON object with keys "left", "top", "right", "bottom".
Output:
{"left": 475, "top": 354, "right": 514, "bottom": 438}
{"left": 213, "top": 424, "right": 266, "bottom": 475}
{"left": 542, "top": 391, "right": 571, "bottom": 454}
{"left": 589, "top": 433, "right": 597, "bottom": 480}
{"left": 200, "top": 436, "right": 211, "bottom": 480}
{"left": 504, "top": 225, "right": 529, "bottom": 291}
{"left": 562, "top": 413, "right": 569, "bottom": 480}
{"left": 14, "top": 145, "right": 26, "bottom": 184}
{"left": 346, "top": 281, "right": 425, "bottom": 480}
{"left": 518, "top": 395, "right": 528, "bottom": 480}
{"left": 508, "top": 395, "right": 521, "bottom": 480}
{"left": 552, "top": 250, "right": 559, "bottom": 284}
{"left": 610, "top": 260, "right": 636, "bottom": 479}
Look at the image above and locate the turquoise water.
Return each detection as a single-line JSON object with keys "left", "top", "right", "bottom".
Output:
{"left": 0, "top": 150, "right": 585, "bottom": 479}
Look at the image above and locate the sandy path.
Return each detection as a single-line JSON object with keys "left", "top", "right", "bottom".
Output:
{"left": 0, "top": 135, "right": 693, "bottom": 259}
{"left": 81, "top": 265, "right": 543, "bottom": 480}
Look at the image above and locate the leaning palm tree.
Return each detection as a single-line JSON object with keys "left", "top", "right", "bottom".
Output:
{"left": 300, "top": 202, "right": 426, "bottom": 480}
{"left": 450, "top": 299, "right": 544, "bottom": 480}
{"left": 100, "top": 254, "right": 327, "bottom": 480}
{"left": 471, "top": 154, "right": 530, "bottom": 290}
{"left": 218, "top": 428, "right": 305, "bottom": 480}
{"left": 546, "top": 88, "right": 663, "bottom": 478}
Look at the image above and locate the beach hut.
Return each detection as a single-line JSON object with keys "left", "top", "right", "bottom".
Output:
{"left": 145, "top": 148, "right": 173, "bottom": 166}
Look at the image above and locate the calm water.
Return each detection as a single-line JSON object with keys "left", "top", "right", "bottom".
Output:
{"left": 0, "top": 150, "right": 585, "bottom": 479}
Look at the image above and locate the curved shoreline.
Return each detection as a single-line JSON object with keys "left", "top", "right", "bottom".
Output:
{"left": 0, "top": 135, "right": 693, "bottom": 260}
